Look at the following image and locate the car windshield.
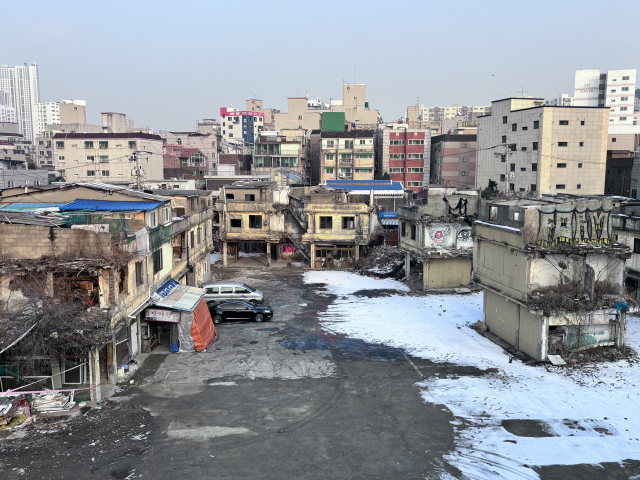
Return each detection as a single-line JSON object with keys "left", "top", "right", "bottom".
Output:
{"left": 242, "top": 284, "right": 255, "bottom": 292}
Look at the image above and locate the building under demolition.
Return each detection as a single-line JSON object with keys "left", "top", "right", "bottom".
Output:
{"left": 473, "top": 195, "right": 631, "bottom": 362}
{"left": 398, "top": 187, "right": 479, "bottom": 290}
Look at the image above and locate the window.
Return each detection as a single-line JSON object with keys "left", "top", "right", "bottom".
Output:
{"left": 99, "top": 155, "right": 108, "bottom": 162}
{"left": 320, "top": 216, "right": 332, "bottom": 229}
{"left": 249, "top": 215, "right": 262, "bottom": 229}
{"left": 58, "top": 155, "right": 65, "bottom": 161}
{"left": 559, "top": 120, "right": 569, "bottom": 125}
{"left": 7, "top": 181, "right": 14, "bottom": 188}
{"left": 509, "top": 144, "right": 516, "bottom": 151}
{"left": 298, "top": 115, "right": 302, "bottom": 120}
{"left": 461, "top": 171, "right": 467, "bottom": 176}
{"left": 340, "top": 153, "right": 353, "bottom": 160}
{"left": 557, "top": 163, "right": 566, "bottom": 168}
{"left": 461, "top": 158, "right": 467, "bottom": 162}
{"left": 577, "top": 184, "right": 581, "bottom": 189}
{"left": 509, "top": 183, "right": 515, "bottom": 191}
{"left": 408, "top": 139, "right": 424, "bottom": 145}
{"left": 407, "top": 168, "right": 423, "bottom": 173}
{"left": 634, "top": 238, "right": 640, "bottom": 254}
{"left": 226, "top": 193, "right": 234, "bottom": 199}
{"left": 621, "top": 107, "right": 628, "bottom": 111}
{"left": 580, "top": 120, "right": 585, "bottom": 125}
{"left": 129, "top": 141, "right": 136, "bottom": 148}
{"left": 326, "top": 140, "right": 335, "bottom": 148}
{"left": 58, "top": 169, "right": 66, "bottom": 176}
{"left": 407, "top": 181, "right": 423, "bottom": 187}
{"left": 230, "top": 218, "right": 242, "bottom": 228}
{"left": 531, "top": 184, "right": 537, "bottom": 192}
{"left": 86, "top": 156, "right": 95, "bottom": 162}
{"left": 622, "top": 87, "right": 629, "bottom": 92}
{"left": 390, "top": 154, "right": 405, "bottom": 159}
{"left": 56, "top": 141, "right": 64, "bottom": 148}
{"left": 533, "top": 121, "right": 539, "bottom": 129}
{"left": 520, "top": 167, "right": 526, "bottom": 171}
{"left": 500, "top": 174, "right": 506, "bottom": 181}
{"left": 510, "top": 163, "right": 515, "bottom": 172}
{"left": 325, "top": 154, "right": 335, "bottom": 161}
{"left": 87, "top": 170, "right": 96, "bottom": 176}
{"left": 408, "top": 154, "right": 423, "bottom": 159}
{"left": 501, "top": 135, "right": 507, "bottom": 143}
{"left": 556, "top": 184, "right": 565, "bottom": 189}
{"left": 511, "top": 123, "right": 517, "bottom": 131}
{"left": 354, "top": 168, "right": 373, "bottom": 173}
{"left": 532, "top": 142, "right": 538, "bottom": 151}
{"left": 359, "top": 140, "right": 366, "bottom": 144}
{"left": 389, "top": 168, "right": 404, "bottom": 173}
{"left": 502, "top": 116, "right": 507, "bottom": 124}
{"left": 344, "top": 140, "right": 354, "bottom": 149}
{"left": 410, "top": 225, "right": 417, "bottom": 240}
{"left": 521, "top": 147, "right": 527, "bottom": 151}
{"left": 245, "top": 194, "right": 255, "bottom": 201}
{"left": 324, "top": 167, "right": 334, "bottom": 174}
{"left": 620, "top": 117, "right": 627, "bottom": 121}
{"left": 621, "top": 97, "right": 629, "bottom": 101}
{"left": 135, "top": 261, "right": 145, "bottom": 286}
{"left": 355, "top": 153, "right": 373, "bottom": 159}
{"left": 162, "top": 206, "right": 170, "bottom": 224}
{"left": 99, "top": 141, "right": 108, "bottom": 149}
{"left": 101, "top": 170, "right": 109, "bottom": 176}
{"left": 390, "top": 140, "right": 405, "bottom": 145}
{"left": 500, "top": 155, "right": 506, "bottom": 163}
{"left": 148, "top": 211, "right": 157, "bottom": 228}
{"left": 558, "top": 142, "right": 568, "bottom": 147}
{"left": 489, "top": 206, "right": 498, "bottom": 221}
{"left": 152, "top": 248, "right": 163, "bottom": 274}
{"left": 84, "top": 141, "right": 93, "bottom": 148}
{"left": 401, "top": 222, "right": 406, "bottom": 237}
{"left": 612, "top": 138, "right": 617, "bottom": 142}
{"left": 342, "top": 217, "right": 355, "bottom": 229}
{"left": 622, "top": 76, "right": 630, "bottom": 81}
{"left": 532, "top": 163, "right": 538, "bottom": 171}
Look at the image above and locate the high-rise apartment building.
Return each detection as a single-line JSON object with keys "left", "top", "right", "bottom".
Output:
{"left": 476, "top": 97, "right": 609, "bottom": 196}
{"left": 544, "top": 94, "right": 574, "bottom": 107}
{"left": 329, "top": 84, "right": 380, "bottom": 128}
{"left": 319, "top": 131, "right": 375, "bottom": 183}
{"left": 0, "top": 63, "right": 40, "bottom": 141}
{"left": 574, "top": 69, "right": 636, "bottom": 127}
{"left": 0, "top": 90, "right": 16, "bottom": 123}
{"left": 430, "top": 128, "right": 477, "bottom": 188}
{"left": 421, "top": 104, "right": 491, "bottom": 123}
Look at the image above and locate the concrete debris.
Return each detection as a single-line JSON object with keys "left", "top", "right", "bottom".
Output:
{"left": 548, "top": 354, "right": 567, "bottom": 366}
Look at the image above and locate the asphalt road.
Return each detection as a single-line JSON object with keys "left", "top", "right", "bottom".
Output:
{"left": 2, "top": 266, "right": 639, "bottom": 479}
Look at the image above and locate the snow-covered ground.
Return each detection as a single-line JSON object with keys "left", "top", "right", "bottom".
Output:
{"left": 303, "top": 270, "right": 640, "bottom": 479}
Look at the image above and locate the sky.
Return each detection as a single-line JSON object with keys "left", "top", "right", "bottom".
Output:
{"left": 4, "top": 0, "right": 639, "bottom": 132}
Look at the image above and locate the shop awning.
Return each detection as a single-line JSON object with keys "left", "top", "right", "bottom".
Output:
{"left": 380, "top": 218, "right": 399, "bottom": 226}
{"left": 151, "top": 278, "right": 205, "bottom": 312}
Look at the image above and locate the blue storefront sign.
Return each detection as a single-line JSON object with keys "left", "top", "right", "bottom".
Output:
{"left": 379, "top": 211, "right": 398, "bottom": 218}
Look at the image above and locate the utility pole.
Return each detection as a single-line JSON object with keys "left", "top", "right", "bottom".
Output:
{"left": 136, "top": 150, "right": 141, "bottom": 190}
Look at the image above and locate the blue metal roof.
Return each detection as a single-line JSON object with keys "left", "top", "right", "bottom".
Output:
{"left": 61, "top": 199, "right": 164, "bottom": 212}
{"left": 326, "top": 180, "right": 404, "bottom": 191}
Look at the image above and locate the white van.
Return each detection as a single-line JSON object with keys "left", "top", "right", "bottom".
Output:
{"left": 202, "top": 281, "right": 264, "bottom": 304}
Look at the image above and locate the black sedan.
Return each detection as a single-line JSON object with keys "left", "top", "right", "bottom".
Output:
{"left": 207, "top": 300, "right": 273, "bottom": 324}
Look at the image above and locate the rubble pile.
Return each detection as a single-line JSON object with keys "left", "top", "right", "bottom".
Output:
{"left": 355, "top": 245, "right": 405, "bottom": 277}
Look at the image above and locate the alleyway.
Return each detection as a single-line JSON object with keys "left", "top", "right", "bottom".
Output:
{"left": 1, "top": 267, "right": 639, "bottom": 479}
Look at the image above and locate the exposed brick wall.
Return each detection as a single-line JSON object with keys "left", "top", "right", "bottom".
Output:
{"left": 0, "top": 225, "right": 113, "bottom": 259}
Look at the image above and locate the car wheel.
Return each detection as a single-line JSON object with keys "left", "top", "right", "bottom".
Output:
{"left": 213, "top": 314, "right": 223, "bottom": 324}
{"left": 254, "top": 313, "right": 264, "bottom": 323}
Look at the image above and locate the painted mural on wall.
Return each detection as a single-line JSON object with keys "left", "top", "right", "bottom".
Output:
{"left": 424, "top": 223, "right": 473, "bottom": 249}
{"left": 535, "top": 206, "right": 612, "bottom": 247}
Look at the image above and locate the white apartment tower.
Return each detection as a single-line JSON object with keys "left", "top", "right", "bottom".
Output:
{"left": 34, "top": 99, "right": 86, "bottom": 137}
{"left": 574, "top": 69, "right": 637, "bottom": 128}
{"left": 0, "top": 63, "right": 40, "bottom": 141}
{"left": 0, "top": 89, "right": 16, "bottom": 123}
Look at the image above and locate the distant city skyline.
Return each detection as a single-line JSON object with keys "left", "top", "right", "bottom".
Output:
{"left": 3, "top": 0, "right": 639, "bottom": 132}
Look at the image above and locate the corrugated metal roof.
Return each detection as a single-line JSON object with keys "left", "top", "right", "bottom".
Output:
{"left": 0, "top": 211, "right": 66, "bottom": 227}
{"left": 61, "top": 199, "right": 164, "bottom": 212}
{"left": 74, "top": 182, "right": 170, "bottom": 202}
{"left": 153, "top": 284, "right": 205, "bottom": 312}
{"left": 0, "top": 203, "right": 67, "bottom": 212}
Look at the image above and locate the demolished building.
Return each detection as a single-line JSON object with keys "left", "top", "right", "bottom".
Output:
{"left": 398, "top": 187, "right": 479, "bottom": 289}
{"left": 473, "top": 195, "right": 631, "bottom": 361}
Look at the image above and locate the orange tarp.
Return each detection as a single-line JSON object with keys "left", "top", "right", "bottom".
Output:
{"left": 191, "top": 298, "right": 218, "bottom": 351}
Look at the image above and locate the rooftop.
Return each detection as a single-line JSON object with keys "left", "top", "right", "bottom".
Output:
{"left": 225, "top": 181, "right": 278, "bottom": 190}
{"left": 152, "top": 189, "right": 212, "bottom": 197}
{"left": 61, "top": 199, "right": 165, "bottom": 212}
{"left": 53, "top": 132, "right": 163, "bottom": 140}
{"left": 320, "top": 131, "right": 375, "bottom": 138}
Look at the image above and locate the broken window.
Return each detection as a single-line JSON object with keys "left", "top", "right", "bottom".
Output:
{"left": 118, "top": 268, "right": 127, "bottom": 294}
{"left": 634, "top": 238, "right": 640, "bottom": 254}
{"left": 153, "top": 248, "right": 163, "bottom": 274}
{"left": 249, "top": 215, "right": 262, "bottom": 229}
{"left": 245, "top": 194, "right": 255, "bottom": 201}
{"left": 401, "top": 222, "right": 406, "bottom": 237}
{"left": 230, "top": 218, "right": 242, "bottom": 228}
{"left": 489, "top": 206, "right": 498, "bottom": 221}
{"left": 342, "top": 217, "right": 355, "bottom": 229}
{"left": 411, "top": 225, "right": 417, "bottom": 240}
{"left": 226, "top": 193, "right": 235, "bottom": 199}
{"left": 320, "top": 217, "right": 333, "bottom": 229}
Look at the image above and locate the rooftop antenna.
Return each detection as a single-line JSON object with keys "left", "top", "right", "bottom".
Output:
{"left": 518, "top": 85, "right": 528, "bottom": 97}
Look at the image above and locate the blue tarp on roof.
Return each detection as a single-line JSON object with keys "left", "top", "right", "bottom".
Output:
{"left": 61, "top": 199, "right": 164, "bottom": 212}
{"left": 326, "top": 180, "right": 404, "bottom": 191}
{"left": 0, "top": 203, "right": 68, "bottom": 212}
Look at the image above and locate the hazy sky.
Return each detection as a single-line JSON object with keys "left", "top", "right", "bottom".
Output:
{"left": 4, "top": 0, "right": 639, "bottom": 131}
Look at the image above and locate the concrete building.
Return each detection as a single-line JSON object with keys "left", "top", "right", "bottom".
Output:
{"left": 473, "top": 195, "right": 630, "bottom": 361}
{"left": 196, "top": 119, "right": 221, "bottom": 136}
{"left": 34, "top": 99, "right": 86, "bottom": 137}
{"left": 574, "top": 69, "right": 637, "bottom": 127}
{"left": 376, "top": 122, "right": 431, "bottom": 193}
{"left": 101, "top": 112, "right": 134, "bottom": 133}
{"left": 52, "top": 132, "right": 164, "bottom": 183}
{"left": 0, "top": 90, "right": 16, "bottom": 123}
{"left": 162, "top": 146, "right": 208, "bottom": 180}
{"left": 430, "top": 130, "right": 477, "bottom": 188}
{"left": 220, "top": 107, "right": 264, "bottom": 146}
{"left": 253, "top": 134, "right": 307, "bottom": 184}
{"left": 319, "top": 130, "right": 375, "bottom": 183}
{"left": 0, "top": 158, "right": 49, "bottom": 189}
{"left": 398, "top": 187, "right": 479, "bottom": 290}
{"left": 0, "top": 63, "right": 40, "bottom": 141}
{"left": 544, "top": 94, "right": 574, "bottom": 107}
{"left": 329, "top": 84, "right": 380, "bottom": 128}
{"left": 422, "top": 104, "right": 491, "bottom": 123}
{"left": 274, "top": 98, "right": 321, "bottom": 134}
{"left": 476, "top": 97, "right": 609, "bottom": 196}
{"left": 246, "top": 99, "right": 279, "bottom": 130}
{"left": 159, "top": 130, "right": 217, "bottom": 171}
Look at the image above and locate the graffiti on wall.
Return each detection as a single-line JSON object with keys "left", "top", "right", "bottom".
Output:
{"left": 429, "top": 226, "right": 451, "bottom": 244}
{"left": 424, "top": 223, "right": 473, "bottom": 250}
{"left": 536, "top": 207, "right": 611, "bottom": 247}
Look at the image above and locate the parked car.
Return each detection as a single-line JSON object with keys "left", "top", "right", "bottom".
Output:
{"left": 202, "top": 281, "right": 264, "bottom": 305}
{"left": 207, "top": 300, "right": 273, "bottom": 324}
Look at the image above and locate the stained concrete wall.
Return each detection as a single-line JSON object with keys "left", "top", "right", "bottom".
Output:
{"left": 423, "top": 258, "right": 472, "bottom": 288}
